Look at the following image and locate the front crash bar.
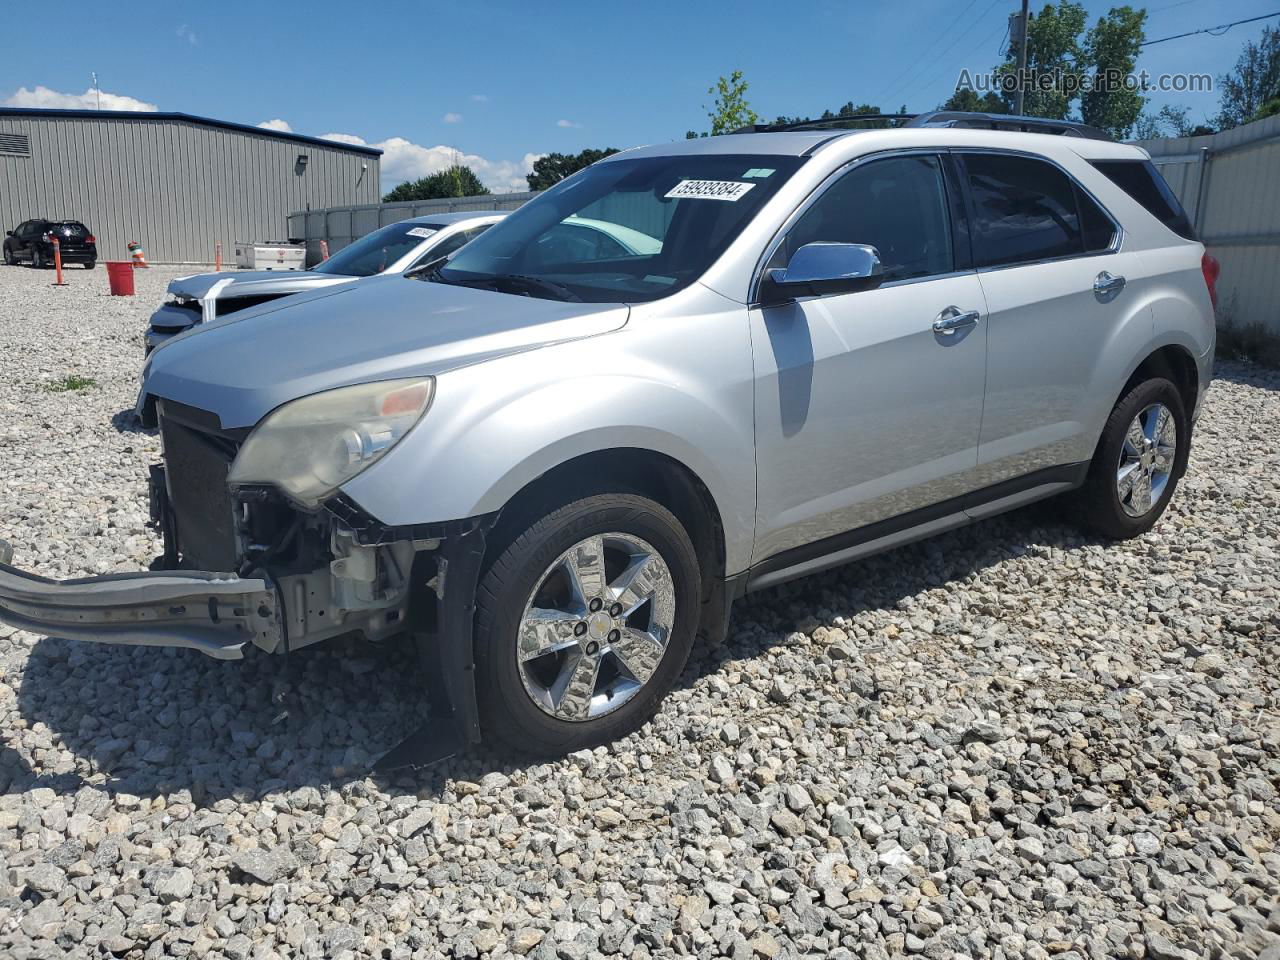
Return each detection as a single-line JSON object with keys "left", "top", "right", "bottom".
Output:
{"left": 0, "top": 541, "right": 281, "bottom": 660}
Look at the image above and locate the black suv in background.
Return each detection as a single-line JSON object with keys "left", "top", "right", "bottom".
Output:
{"left": 3, "top": 219, "right": 97, "bottom": 269}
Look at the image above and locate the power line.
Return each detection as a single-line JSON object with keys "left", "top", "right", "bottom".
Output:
{"left": 884, "top": 0, "right": 1007, "bottom": 107}
{"left": 872, "top": 0, "right": 984, "bottom": 106}
{"left": 1140, "top": 11, "right": 1280, "bottom": 46}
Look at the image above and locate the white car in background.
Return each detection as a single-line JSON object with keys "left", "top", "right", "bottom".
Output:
{"left": 144, "top": 211, "right": 506, "bottom": 353}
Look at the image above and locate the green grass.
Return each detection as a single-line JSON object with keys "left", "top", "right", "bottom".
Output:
{"left": 44, "top": 374, "right": 98, "bottom": 393}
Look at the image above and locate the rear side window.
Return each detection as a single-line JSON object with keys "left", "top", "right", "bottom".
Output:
{"left": 769, "top": 154, "right": 954, "bottom": 282}
{"left": 963, "top": 154, "right": 1082, "bottom": 266}
{"left": 1091, "top": 159, "right": 1195, "bottom": 240}
{"left": 962, "top": 154, "right": 1117, "bottom": 266}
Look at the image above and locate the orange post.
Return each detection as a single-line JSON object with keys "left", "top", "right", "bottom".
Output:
{"left": 215, "top": 242, "right": 222, "bottom": 272}
{"left": 51, "top": 238, "right": 68, "bottom": 286}
{"left": 320, "top": 239, "right": 330, "bottom": 261}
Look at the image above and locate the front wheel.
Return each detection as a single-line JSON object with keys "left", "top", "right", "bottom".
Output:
{"left": 83, "top": 260, "right": 96, "bottom": 270}
{"left": 31, "top": 248, "right": 44, "bottom": 269}
{"left": 1077, "top": 377, "right": 1189, "bottom": 539}
{"left": 2, "top": 244, "right": 13, "bottom": 266}
{"left": 474, "top": 492, "right": 702, "bottom": 756}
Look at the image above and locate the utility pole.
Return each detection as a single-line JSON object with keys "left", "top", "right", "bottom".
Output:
{"left": 1014, "top": 0, "right": 1030, "bottom": 115}
{"left": 91, "top": 72, "right": 100, "bottom": 110}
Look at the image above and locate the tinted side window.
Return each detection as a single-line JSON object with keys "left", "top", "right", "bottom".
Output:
{"left": 771, "top": 154, "right": 953, "bottom": 282}
{"left": 1077, "top": 187, "right": 1117, "bottom": 252}
{"left": 963, "top": 154, "right": 1084, "bottom": 267}
{"left": 1091, "top": 159, "right": 1195, "bottom": 240}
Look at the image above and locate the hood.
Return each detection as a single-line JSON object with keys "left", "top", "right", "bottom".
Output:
{"left": 168, "top": 270, "right": 352, "bottom": 301}
{"left": 143, "top": 273, "right": 629, "bottom": 428}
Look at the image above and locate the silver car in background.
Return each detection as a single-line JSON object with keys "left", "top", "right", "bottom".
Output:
{"left": 144, "top": 211, "right": 505, "bottom": 353}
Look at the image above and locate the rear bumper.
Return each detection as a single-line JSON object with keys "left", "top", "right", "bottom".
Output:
{"left": 0, "top": 542, "right": 281, "bottom": 660}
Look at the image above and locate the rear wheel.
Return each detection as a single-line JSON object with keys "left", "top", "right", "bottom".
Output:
{"left": 31, "top": 247, "right": 44, "bottom": 269}
{"left": 83, "top": 260, "right": 96, "bottom": 270}
{"left": 474, "top": 492, "right": 701, "bottom": 756}
{"left": 1078, "top": 377, "right": 1188, "bottom": 539}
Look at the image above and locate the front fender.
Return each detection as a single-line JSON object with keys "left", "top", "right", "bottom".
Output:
{"left": 340, "top": 312, "right": 757, "bottom": 573}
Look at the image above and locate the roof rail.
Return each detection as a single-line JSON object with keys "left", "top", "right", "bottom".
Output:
{"left": 733, "top": 110, "right": 1112, "bottom": 141}
{"left": 906, "top": 111, "right": 1112, "bottom": 141}
{"left": 732, "top": 113, "right": 919, "bottom": 134}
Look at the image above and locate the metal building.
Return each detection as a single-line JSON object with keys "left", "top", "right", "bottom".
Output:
{"left": 0, "top": 108, "right": 381, "bottom": 264}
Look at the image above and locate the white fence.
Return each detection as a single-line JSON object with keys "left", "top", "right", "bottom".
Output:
{"left": 1135, "top": 113, "right": 1280, "bottom": 341}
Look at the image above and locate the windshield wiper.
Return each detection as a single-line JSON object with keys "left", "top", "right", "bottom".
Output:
{"left": 483, "top": 274, "right": 584, "bottom": 303}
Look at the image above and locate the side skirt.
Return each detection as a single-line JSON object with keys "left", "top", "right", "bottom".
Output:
{"left": 742, "top": 462, "right": 1088, "bottom": 595}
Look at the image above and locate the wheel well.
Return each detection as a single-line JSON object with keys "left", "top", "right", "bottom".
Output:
{"left": 1122, "top": 345, "right": 1198, "bottom": 415}
{"left": 487, "top": 448, "right": 727, "bottom": 591}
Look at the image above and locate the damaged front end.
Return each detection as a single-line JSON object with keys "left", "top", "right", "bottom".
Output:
{"left": 0, "top": 393, "right": 490, "bottom": 765}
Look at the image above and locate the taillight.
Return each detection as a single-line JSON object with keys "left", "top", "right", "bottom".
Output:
{"left": 86, "top": 235, "right": 95, "bottom": 244}
{"left": 1201, "top": 252, "right": 1220, "bottom": 309}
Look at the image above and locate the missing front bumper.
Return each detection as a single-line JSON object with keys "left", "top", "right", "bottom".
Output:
{"left": 0, "top": 544, "right": 281, "bottom": 660}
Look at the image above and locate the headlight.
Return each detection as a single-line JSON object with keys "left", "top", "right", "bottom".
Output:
{"left": 228, "top": 378, "right": 434, "bottom": 507}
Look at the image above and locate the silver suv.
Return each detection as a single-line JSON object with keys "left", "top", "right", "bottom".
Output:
{"left": 0, "top": 112, "right": 1217, "bottom": 760}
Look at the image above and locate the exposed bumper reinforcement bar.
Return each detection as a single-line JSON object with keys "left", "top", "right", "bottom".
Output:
{"left": 0, "top": 541, "right": 281, "bottom": 660}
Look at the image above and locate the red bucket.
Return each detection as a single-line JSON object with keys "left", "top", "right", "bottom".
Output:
{"left": 105, "top": 261, "right": 135, "bottom": 296}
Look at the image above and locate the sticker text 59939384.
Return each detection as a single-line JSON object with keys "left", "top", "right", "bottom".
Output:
{"left": 664, "top": 180, "right": 756, "bottom": 202}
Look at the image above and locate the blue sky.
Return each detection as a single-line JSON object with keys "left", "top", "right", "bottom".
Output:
{"left": 2, "top": 0, "right": 1274, "bottom": 191}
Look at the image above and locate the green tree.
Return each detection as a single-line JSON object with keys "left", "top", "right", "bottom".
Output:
{"left": 995, "top": 0, "right": 1088, "bottom": 119}
{"left": 941, "top": 88, "right": 1007, "bottom": 113}
{"left": 769, "top": 103, "right": 903, "bottom": 130}
{"left": 1080, "top": 6, "right": 1147, "bottom": 138}
{"left": 1216, "top": 26, "right": 1280, "bottom": 129}
{"left": 1255, "top": 96, "right": 1280, "bottom": 122}
{"left": 526, "top": 148, "right": 620, "bottom": 191}
{"left": 383, "top": 164, "right": 489, "bottom": 203}
{"left": 692, "top": 70, "right": 758, "bottom": 137}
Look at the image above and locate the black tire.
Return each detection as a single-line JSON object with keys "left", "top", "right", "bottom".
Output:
{"left": 1078, "top": 377, "right": 1189, "bottom": 540}
{"left": 2, "top": 244, "right": 13, "bottom": 266}
{"left": 31, "top": 247, "right": 44, "bottom": 269}
{"left": 474, "top": 491, "right": 701, "bottom": 756}
{"left": 83, "top": 260, "right": 96, "bottom": 270}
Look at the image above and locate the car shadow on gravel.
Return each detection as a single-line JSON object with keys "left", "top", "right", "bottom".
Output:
{"left": 111, "top": 408, "right": 156, "bottom": 435}
{"left": 8, "top": 498, "right": 1098, "bottom": 804}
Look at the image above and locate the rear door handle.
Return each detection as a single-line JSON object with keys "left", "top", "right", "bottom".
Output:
{"left": 1094, "top": 271, "right": 1126, "bottom": 298}
{"left": 932, "top": 307, "right": 981, "bottom": 335}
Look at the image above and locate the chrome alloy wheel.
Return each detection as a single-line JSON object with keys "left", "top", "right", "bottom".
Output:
{"left": 1117, "top": 402, "right": 1177, "bottom": 518}
{"left": 516, "top": 533, "right": 676, "bottom": 722}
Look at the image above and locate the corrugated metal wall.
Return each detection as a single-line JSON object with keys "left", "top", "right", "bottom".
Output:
{"left": 288, "top": 192, "right": 536, "bottom": 265}
{"left": 1136, "top": 113, "right": 1280, "bottom": 337}
{"left": 0, "top": 113, "right": 380, "bottom": 263}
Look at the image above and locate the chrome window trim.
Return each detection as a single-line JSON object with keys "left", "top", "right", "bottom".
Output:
{"left": 749, "top": 148, "right": 955, "bottom": 305}
{"left": 950, "top": 147, "right": 1124, "bottom": 274}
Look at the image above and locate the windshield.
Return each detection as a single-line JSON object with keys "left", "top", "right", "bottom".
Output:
{"left": 434, "top": 154, "right": 805, "bottom": 303}
{"left": 314, "top": 221, "right": 441, "bottom": 277}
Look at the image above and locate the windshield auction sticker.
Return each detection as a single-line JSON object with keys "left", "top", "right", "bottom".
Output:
{"left": 405, "top": 227, "right": 438, "bottom": 239}
{"left": 665, "top": 180, "right": 756, "bottom": 201}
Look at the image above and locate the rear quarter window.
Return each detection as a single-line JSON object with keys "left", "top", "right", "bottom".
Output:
{"left": 1090, "top": 160, "right": 1195, "bottom": 241}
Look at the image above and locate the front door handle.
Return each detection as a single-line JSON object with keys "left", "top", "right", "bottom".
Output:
{"left": 932, "top": 307, "right": 981, "bottom": 335}
{"left": 1094, "top": 271, "right": 1126, "bottom": 298}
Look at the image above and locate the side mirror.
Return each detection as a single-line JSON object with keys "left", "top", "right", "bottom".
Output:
{"left": 759, "top": 242, "right": 884, "bottom": 305}
{"left": 4, "top": 231, "right": 11, "bottom": 237}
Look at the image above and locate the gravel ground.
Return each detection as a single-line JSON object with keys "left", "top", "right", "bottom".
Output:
{"left": 0, "top": 261, "right": 1278, "bottom": 960}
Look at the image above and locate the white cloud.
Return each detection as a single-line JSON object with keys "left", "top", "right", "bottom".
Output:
{"left": 443, "top": 112, "right": 462, "bottom": 124}
{"left": 176, "top": 24, "right": 198, "bottom": 46}
{"left": 557, "top": 119, "right": 582, "bottom": 128}
{"left": 470, "top": 94, "right": 489, "bottom": 103}
{"left": 321, "top": 131, "right": 541, "bottom": 193}
{"left": 3, "top": 85, "right": 158, "bottom": 112}
{"left": 257, "top": 118, "right": 292, "bottom": 132}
